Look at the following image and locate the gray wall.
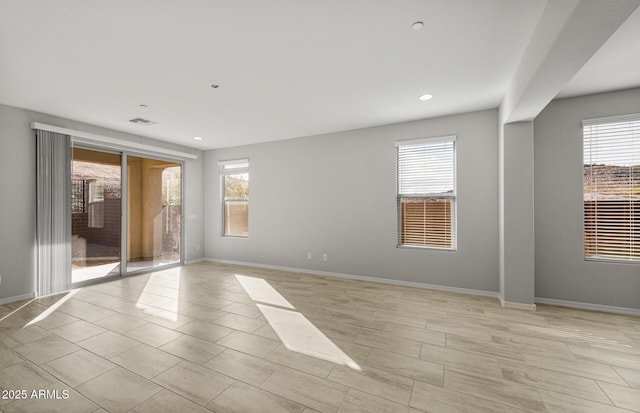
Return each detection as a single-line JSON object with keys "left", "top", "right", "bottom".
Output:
{"left": 0, "top": 103, "right": 204, "bottom": 302}
{"left": 500, "top": 121, "right": 535, "bottom": 305}
{"left": 205, "top": 109, "right": 500, "bottom": 293}
{"left": 534, "top": 88, "right": 640, "bottom": 309}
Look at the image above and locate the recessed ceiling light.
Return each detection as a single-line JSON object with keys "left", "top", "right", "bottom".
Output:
{"left": 193, "top": 136, "right": 203, "bottom": 141}
{"left": 419, "top": 94, "right": 433, "bottom": 101}
{"left": 411, "top": 21, "right": 424, "bottom": 30}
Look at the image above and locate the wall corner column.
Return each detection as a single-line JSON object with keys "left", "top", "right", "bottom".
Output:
{"left": 499, "top": 120, "right": 536, "bottom": 310}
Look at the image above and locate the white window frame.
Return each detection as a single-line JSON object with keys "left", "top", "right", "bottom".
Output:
{"left": 582, "top": 113, "right": 640, "bottom": 263}
{"left": 219, "top": 158, "right": 249, "bottom": 237}
{"left": 395, "top": 136, "right": 457, "bottom": 250}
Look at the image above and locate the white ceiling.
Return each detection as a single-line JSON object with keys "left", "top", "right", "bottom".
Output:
{"left": 557, "top": 6, "right": 640, "bottom": 99}
{"left": 0, "top": 1, "right": 638, "bottom": 150}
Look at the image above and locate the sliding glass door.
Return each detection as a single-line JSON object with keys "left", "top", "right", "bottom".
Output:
{"left": 71, "top": 147, "right": 183, "bottom": 284}
{"left": 126, "top": 155, "right": 182, "bottom": 272}
{"left": 71, "top": 148, "right": 122, "bottom": 283}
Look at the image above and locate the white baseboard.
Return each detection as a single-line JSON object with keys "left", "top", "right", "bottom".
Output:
{"left": 0, "top": 292, "right": 35, "bottom": 306}
{"left": 185, "top": 257, "right": 206, "bottom": 265}
{"left": 535, "top": 297, "right": 640, "bottom": 316}
{"left": 504, "top": 301, "right": 536, "bottom": 311}
{"left": 498, "top": 294, "right": 537, "bottom": 311}
{"left": 205, "top": 258, "right": 500, "bottom": 299}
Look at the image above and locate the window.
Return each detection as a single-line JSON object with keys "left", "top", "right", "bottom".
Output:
{"left": 71, "top": 179, "right": 86, "bottom": 213}
{"left": 220, "top": 159, "right": 249, "bottom": 237}
{"left": 396, "top": 136, "right": 456, "bottom": 249}
{"left": 87, "top": 179, "right": 104, "bottom": 228}
{"left": 583, "top": 115, "right": 639, "bottom": 262}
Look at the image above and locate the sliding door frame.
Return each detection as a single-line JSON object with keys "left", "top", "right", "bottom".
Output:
{"left": 70, "top": 143, "right": 185, "bottom": 287}
{"left": 70, "top": 143, "right": 124, "bottom": 288}
{"left": 122, "top": 150, "right": 185, "bottom": 277}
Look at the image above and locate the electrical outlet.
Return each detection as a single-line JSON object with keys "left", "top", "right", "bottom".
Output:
{"left": 196, "top": 244, "right": 201, "bottom": 251}
{"left": 307, "top": 252, "right": 312, "bottom": 260}
{"left": 323, "top": 254, "right": 328, "bottom": 262}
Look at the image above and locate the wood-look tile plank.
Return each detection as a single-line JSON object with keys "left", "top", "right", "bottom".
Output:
{"left": 569, "top": 343, "right": 640, "bottom": 370}
{"left": 131, "top": 389, "right": 212, "bottom": 413}
{"left": 614, "top": 366, "right": 640, "bottom": 389}
{"left": 327, "top": 364, "right": 413, "bottom": 405}
{"left": 216, "top": 331, "right": 280, "bottom": 358}
{"left": 159, "top": 334, "right": 226, "bottom": 364}
{"left": 501, "top": 364, "right": 612, "bottom": 404}
{"left": 124, "top": 323, "right": 182, "bottom": 347}
{"left": 50, "top": 320, "right": 107, "bottom": 343}
{"left": 152, "top": 361, "right": 234, "bottom": 406}
{"left": 445, "top": 334, "right": 525, "bottom": 362}
{"left": 354, "top": 331, "right": 421, "bottom": 358}
{"left": 598, "top": 381, "right": 640, "bottom": 412}
{"left": 42, "top": 349, "right": 116, "bottom": 387}
{"left": 0, "top": 361, "right": 57, "bottom": 390}
{"left": 13, "top": 334, "right": 80, "bottom": 365}
{"left": 444, "top": 368, "right": 547, "bottom": 412}
{"left": 0, "top": 346, "right": 24, "bottom": 370}
{"left": 110, "top": 344, "right": 181, "bottom": 379}
{"left": 205, "top": 349, "right": 280, "bottom": 386}
{"left": 419, "top": 343, "right": 505, "bottom": 379}
{"left": 426, "top": 321, "right": 494, "bottom": 342}
{"left": 76, "top": 367, "right": 161, "bottom": 412}
{"left": 523, "top": 351, "right": 628, "bottom": 385}
{"left": 208, "top": 381, "right": 305, "bottom": 413}
{"left": 382, "top": 322, "right": 446, "bottom": 347}
{"left": 338, "top": 389, "right": 413, "bottom": 413}
{"left": 214, "top": 312, "right": 267, "bottom": 333}
{"left": 266, "top": 345, "right": 336, "bottom": 378}
{"left": 411, "top": 379, "right": 529, "bottom": 413}
{"left": 176, "top": 320, "right": 233, "bottom": 343}
{"left": 77, "top": 331, "right": 141, "bottom": 359}
{"left": 261, "top": 367, "right": 349, "bottom": 413}
{"left": 365, "top": 348, "right": 444, "bottom": 385}
{"left": 539, "top": 389, "right": 633, "bottom": 413}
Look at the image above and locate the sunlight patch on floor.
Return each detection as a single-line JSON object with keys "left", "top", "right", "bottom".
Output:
{"left": 235, "top": 274, "right": 360, "bottom": 370}
{"left": 24, "top": 290, "right": 78, "bottom": 328}
{"left": 234, "top": 274, "right": 294, "bottom": 309}
{"left": 135, "top": 273, "right": 181, "bottom": 321}
{"left": 72, "top": 262, "right": 120, "bottom": 283}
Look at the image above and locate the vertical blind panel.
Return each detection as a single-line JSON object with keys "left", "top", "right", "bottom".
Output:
{"left": 398, "top": 141, "right": 455, "bottom": 194}
{"left": 36, "top": 129, "right": 72, "bottom": 296}
{"left": 583, "top": 119, "right": 639, "bottom": 261}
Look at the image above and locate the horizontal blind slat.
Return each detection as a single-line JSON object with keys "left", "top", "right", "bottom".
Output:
{"left": 583, "top": 119, "right": 639, "bottom": 262}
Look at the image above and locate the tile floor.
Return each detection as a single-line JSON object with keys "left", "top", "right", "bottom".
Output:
{"left": 0, "top": 262, "right": 639, "bottom": 412}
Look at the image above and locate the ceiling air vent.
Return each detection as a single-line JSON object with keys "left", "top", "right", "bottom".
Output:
{"left": 128, "top": 117, "right": 156, "bottom": 125}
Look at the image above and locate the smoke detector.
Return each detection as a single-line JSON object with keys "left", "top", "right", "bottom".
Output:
{"left": 128, "top": 117, "right": 156, "bottom": 125}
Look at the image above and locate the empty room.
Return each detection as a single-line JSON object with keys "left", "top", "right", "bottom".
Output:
{"left": 1, "top": 1, "right": 639, "bottom": 412}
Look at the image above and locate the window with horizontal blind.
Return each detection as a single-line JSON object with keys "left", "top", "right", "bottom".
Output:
{"left": 583, "top": 114, "right": 639, "bottom": 262}
{"left": 220, "top": 159, "right": 249, "bottom": 237}
{"left": 396, "top": 136, "right": 456, "bottom": 249}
